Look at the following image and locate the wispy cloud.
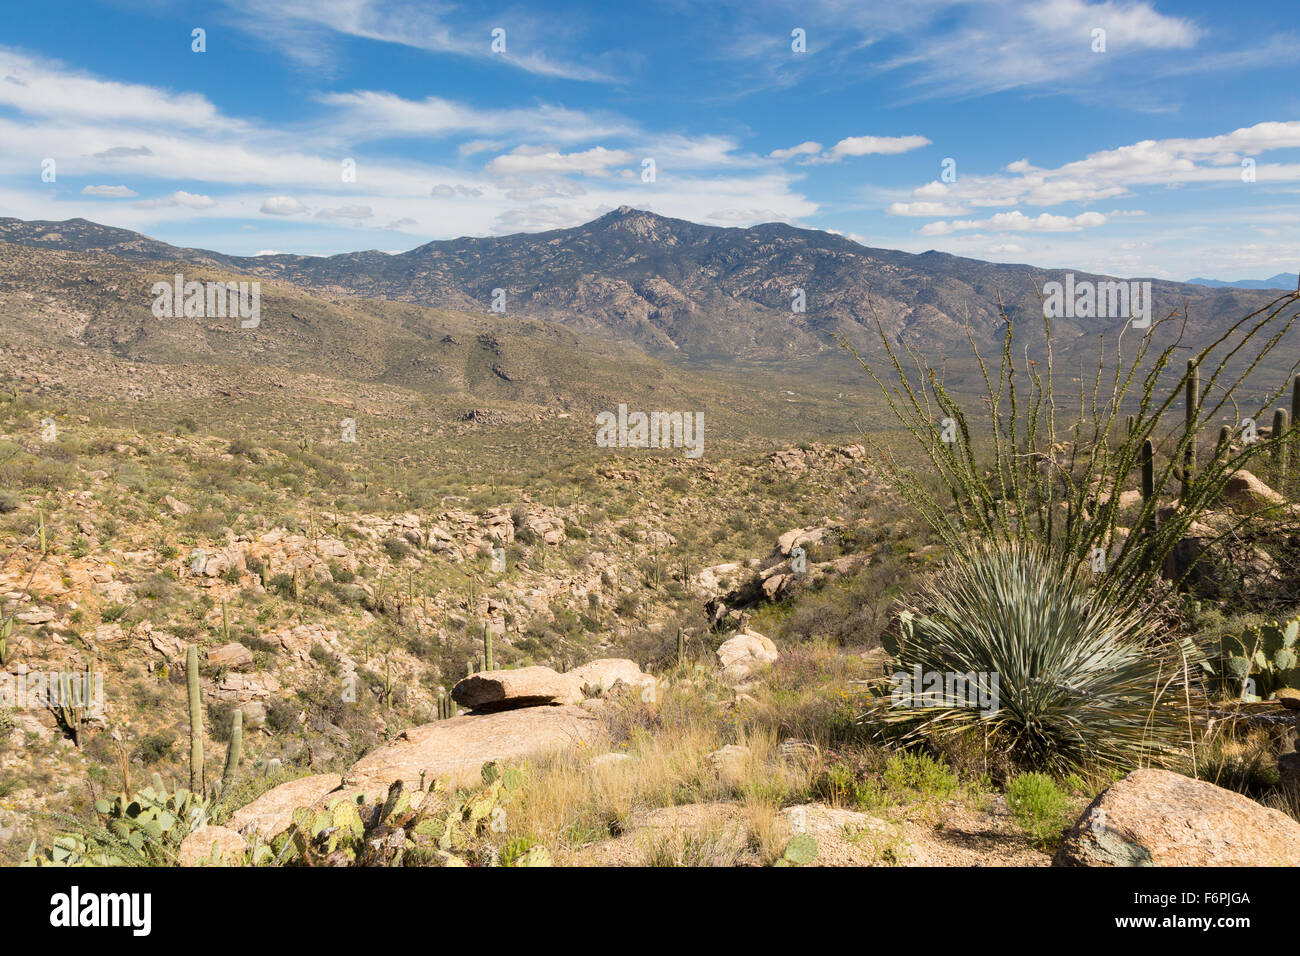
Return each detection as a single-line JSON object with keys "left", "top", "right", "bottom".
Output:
{"left": 220, "top": 0, "right": 619, "bottom": 81}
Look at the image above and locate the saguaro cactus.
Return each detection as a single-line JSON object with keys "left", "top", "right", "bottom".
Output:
{"left": 1139, "top": 439, "right": 1155, "bottom": 533}
{"left": 221, "top": 708, "right": 243, "bottom": 794}
{"left": 186, "top": 645, "right": 204, "bottom": 794}
{"left": 1216, "top": 425, "right": 1232, "bottom": 458}
{"left": 483, "top": 623, "right": 494, "bottom": 672}
{"left": 677, "top": 627, "right": 685, "bottom": 666}
{"left": 1273, "top": 407, "right": 1290, "bottom": 483}
{"left": 1292, "top": 375, "right": 1300, "bottom": 435}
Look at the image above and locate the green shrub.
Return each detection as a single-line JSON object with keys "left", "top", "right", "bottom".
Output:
{"left": 134, "top": 732, "right": 175, "bottom": 766}
{"left": 1006, "top": 772, "right": 1071, "bottom": 848}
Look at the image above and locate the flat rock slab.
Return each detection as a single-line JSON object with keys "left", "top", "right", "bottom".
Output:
{"left": 1054, "top": 768, "right": 1300, "bottom": 866}
{"left": 227, "top": 773, "right": 343, "bottom": 842}
{"left": 337, "top": 705, "right": 602, "bottom": 803}
{"left": 452, "top": 665, "right": 576, "bottom": 710}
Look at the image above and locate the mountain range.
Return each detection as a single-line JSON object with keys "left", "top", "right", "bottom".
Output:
{"left": 1186, "top": 273, "right": 1298, "bottom": 290}
{"left": 1, "top": 208, "right": 1295, "bottom": 397}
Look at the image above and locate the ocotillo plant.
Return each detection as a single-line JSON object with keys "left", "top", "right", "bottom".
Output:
{"left": 186, "top": 645, "right": 204, "bottom": 794}
{"left": 1139, "top": 439, "right": 1155, "bottom": 533}
{"left": 221, "top": 708, "right": 243, "bottom": 794}
{"left": 839, "top": 289, "right": 1300, "bottom": 619}
{"left": 1180, "top": 360, "right": 1199, "bottom": 499}
{"left": 483, "top": 624, "right": 494, "bottom": 672}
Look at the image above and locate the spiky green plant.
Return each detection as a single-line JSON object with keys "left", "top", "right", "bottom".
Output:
{"left": 25, "top": 783, "right": 213, "bottom": 867}
{"left": 837, "top": 290, "right": 1300, "bottom": 621}
{"left": 221, "top": 708, "right": 243, "bottom": 794}
{"left": 483, "top": 624, "right": 494, "bottom": 672}
{"left": 1180, "top": 359, "right": 1199, "bottom": 499}
{"left": 870, "top": 539, "right": 1194, "bottom": 775}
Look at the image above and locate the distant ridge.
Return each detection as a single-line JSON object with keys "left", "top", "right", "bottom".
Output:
{"left": 0, "top": 210, "right": 1287, "bottom": 369}
{"left": 1186, "top": 273, "right": 1297, "bottom": 291}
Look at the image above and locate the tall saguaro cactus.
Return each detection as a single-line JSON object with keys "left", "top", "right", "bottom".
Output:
{"left": 1292, "top": 375, "right": 1300, "bottom": 435}
{"left": 186, "top": 645, "right": 204, "bottom": 794}
{"left": 1139, "top": 439, "right": 1156, "bottom": 534}
{"left": 483, "top": 624, "right": 494, "bottom": 672}
{"left": 221, "top": 708, "right": 243, "bottom": 794}
{"left": 1273, "top": 407, "right": 1290, "bottom": 485}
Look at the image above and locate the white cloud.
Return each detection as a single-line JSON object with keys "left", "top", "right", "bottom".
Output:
{"left": 133, "top": 191, "right": 216, "bottom": 209}
{"left": 315, "top": 205, "right": 373, "bottom": 220}
{"left": 260, "top": 195, "right": 308, "bottom": 215}
{"left": 431, "top": 184, "right": 484, "bottom": 198}
{"left": 887, "top": 200, "right": 969, "bottom": 216}
{"left": 818, "top": 134, "right": 933, "bottom": 163}
{"left": 776, "top": 134, "right": 932, "bottom": 165}
{"left": 80, "top": 184, "right": 136, "bottom": 197}
{"left": 921, "top": 210, "right": 1107, "bottom": 235}
{"left": 221, "top": 0, "right": 618, "bottom": 81}
{"left": 899, "top": 121, "right": 1300, "bottom": 212}
{"left": 316, "top": 91, "right": 633, "bottom": 145}
{"left": 486, "top": 146, "right": 633, "bottom": 177}
{"left": 769, "top": 141, "right": 822, "bottom": 161}
{"left": 0, "top": 50, "right": 225, "bottom": 127}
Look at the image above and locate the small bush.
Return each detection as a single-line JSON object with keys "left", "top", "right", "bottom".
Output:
{"left": 1006, "top": 772, "right": 1071, "bottom": 849}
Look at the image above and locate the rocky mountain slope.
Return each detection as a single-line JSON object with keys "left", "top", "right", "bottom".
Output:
{"left": 2, "top": 210, "right": 1290, "bottom": 380}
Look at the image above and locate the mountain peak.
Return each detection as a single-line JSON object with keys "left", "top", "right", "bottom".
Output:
{"left": 588, "top": 205, "right": 683, "bottom": 243}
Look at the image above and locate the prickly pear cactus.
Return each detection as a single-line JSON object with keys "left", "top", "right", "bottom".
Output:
{"left": 774, "top": 832, "right": 819, "bottom": 867}
{"left": 24, "top": 784, "right": 213, "bottom": 866}
{"left": 1216, "top": 617, "right": 1300, "bottom": 700}
{"left": 272, "top": 762, "right": 543, "bottom": 867}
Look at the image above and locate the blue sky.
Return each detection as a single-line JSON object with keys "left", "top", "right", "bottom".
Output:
{"left": 0, "top": 0, "right": 1297, "bottom": 280}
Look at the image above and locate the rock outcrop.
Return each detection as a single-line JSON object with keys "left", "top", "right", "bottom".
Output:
{"left": 336, "top": 705, "right": 602, "bottom": 802}
{"left": 178, "top": 825, "right": 248, "bottom": 866}
{"left": 226, "top": 773, "right": 344, "bottom": 842}
{"left": 716, "top": 630, "right": 779, "bottom": 686}
{"left": 1054, "top": 768, "right": 1300, "bottom": 866}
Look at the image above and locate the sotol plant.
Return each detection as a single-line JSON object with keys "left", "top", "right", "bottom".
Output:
{"left": 872, "top": 539, "right": 1192, "bottom": 775}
